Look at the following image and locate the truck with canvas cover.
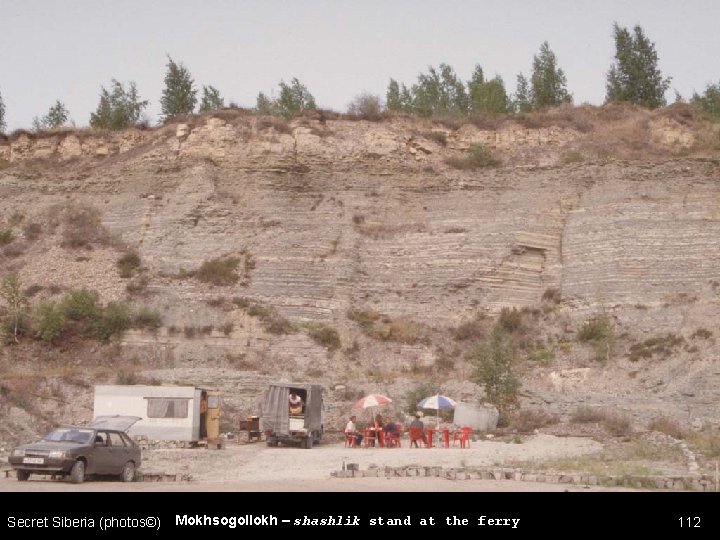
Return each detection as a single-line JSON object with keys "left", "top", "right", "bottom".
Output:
{"left": 261, "top": 383, "right": 324, "bottom": 448}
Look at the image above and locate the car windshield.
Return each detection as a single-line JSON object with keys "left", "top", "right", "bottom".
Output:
{"left": 42, "top": 428, "right": 94, "bottom": 444}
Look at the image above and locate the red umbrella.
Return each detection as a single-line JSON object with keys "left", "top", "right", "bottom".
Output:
{"left": 353, "top": 394, "right": 392, "bottom": 409}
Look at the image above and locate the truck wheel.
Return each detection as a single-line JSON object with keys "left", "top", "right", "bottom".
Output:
{"left": 16, "top": 470, "right": 30, "bottom": 481}
{"left": 120, "top": 461, "right": 135, "bottom": 482}
{"left": 70, "top": 460, "right": 85, "bottom": 484}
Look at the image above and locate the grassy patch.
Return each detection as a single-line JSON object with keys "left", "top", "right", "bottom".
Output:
{"left": 347, "top": 309, "right": 382, "bottom": 332}
{"left": 92, "top": 301, "right": 132, "bottom": 342}
{"left": 690, "top": 328, "right": 712, "bottom": 340}
{"left": 126, "top": 275, "right": 149, "bottom": 295}
{"left": 307, "top": 324, "right": 341, "bottom": 351}
{"left": 116, "top": 370, "right": 138, "bottom": 385}
{"left": 22, "top": 222, "right": 42, "bottom": 241}
{"left": 687, "top": 427, "right": 720, "bottom": 458}
{"left": 498, "top": 307, "right": 522, "bottom": 332}
{"left": 648, "top": 417, "right": 686, "bottom": 439}
{"left": 424, "top": 131, "right": 448, "bottom": 146}
{"left": 563, "top": 149, "right": 586, "bottom": 163}
{"left": 603, "top": 413, "right": 632, "bottom": 437}
{"left": 570, "top": 406, "right": 607, "bottom": 424}
{"left": 61, "top": 288, "right": 101, "bottom": 321}
{"left": 445, "top": 143, "right": 500, "bottom": 170}
{"left": 117, "top": 250, "right": 141, "bottom": 278}
{"left": 453, "top": 317, "right": 485, "bottom": 341}
{"left": 0, "top": 228, "right": 13, "bottom": 245}
{"left": 577, "top": 314, "right": 615, "bottom": 362}
{"left": 132, "top": 307, "right": 162, "bottom": 331}
{"left": 542, "top": 287, "right": 561, "bottom": 304}
{"left": 628, "top": 334, "right": 685, "bottom": 362}
{"left": 35, "top": 301, "right": 67, "bottom": 344}
{"left": 60, "top": 204, "right": 112, "bottom": 249}
{"left": 196, "top": 256, "right": 240, "bottom": 286}
{"left": 373, "top": 317, "right": 423, "bottom": 344}
{"left": 509, "top": 409, "right": 558, "bottom": 434}
{"left": 245, "top": 301, "right": 295, "bottom": 334}
{"left": 578, "top": 315, "right": 614, "bottom": 342}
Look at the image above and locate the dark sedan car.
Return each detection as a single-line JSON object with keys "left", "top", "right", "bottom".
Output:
{"left": 8, "top": 416, "right": 141, "bottom": 483}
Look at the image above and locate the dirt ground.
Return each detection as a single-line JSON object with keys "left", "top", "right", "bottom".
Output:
{"left": 0, "top": 434, "right": 647, "bottom": 492}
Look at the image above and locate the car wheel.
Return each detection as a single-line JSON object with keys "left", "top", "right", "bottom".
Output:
{"left": 70, "top": 460, "right": 85, "bottom": 484}
{"left": 120, "top": 461, "right": 135, "bottom": 482}
{"left": 16, "top": 470, "right": 30, "bottom": 482}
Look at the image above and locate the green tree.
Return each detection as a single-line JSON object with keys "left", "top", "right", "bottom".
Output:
{"left": 0, "top": 274, "right": 29, "bottom": 344}
{"left": 160, "top": 56, "right": 197, "bottom": 120}
{"left": 386, "top": 79, "right": 402, "bottom": 112}
{"left": 386, "top": 79, "right": 413, "bottom": 113}
{"left": 412, "top": 63, "right": 468, "bottom": 117}
{"left": 513, "top": 73, "right": 532, "bottom": 113}
{"left": 468, "top": 65, "right": 510, "bottom": 115}
{"left": 35, "top": 301, "right": 67, "bottom": 344}
{"left": 606, "top": 23, "right": 671, "bottom": 109}
{"left": 0, "top": 89, "right": 6, "bottom": 132}
{"left": 198, "top": 85, "right": 224, "bottom": 113}
{"left": 255, "top": 92, "right": 276, "bottom": 115}
{"left": 276, "top": 78, "right": 316, "bottom": 119}
{"left": 89, "top": 79, "right": 148, "bottom": 130}
{"left": 472, "top": 325, "right": 520, "bottom": 414}
{"left": 256, "top": 78, "right": 317, "bottom": 119}
{"left": 691, "top": 80, "right": 720, "bottom": 120}
{"left": 530, "top": 41, "right": 572, "bottom": 108}
{"left": 32, "top": 100, "right": 70, "bottom": 131}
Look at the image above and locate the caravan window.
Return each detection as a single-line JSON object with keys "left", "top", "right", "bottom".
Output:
{"left": 146, "top": 398, "right": 189, "bottom": 418}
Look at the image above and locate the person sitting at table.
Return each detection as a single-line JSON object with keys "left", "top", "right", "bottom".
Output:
{"left": 344, "top": 415, "right": 363, "bottom": 447}
{"left": 373, "top": 414, "right": 383, "bottom": 429}
{"left": 409, "top": 412, "right": 428, "bottom": 447}
{"left": 383, "top": 417, "right": 400, "bottom": 447}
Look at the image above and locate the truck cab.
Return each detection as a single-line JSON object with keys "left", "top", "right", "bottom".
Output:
{"left": 261, "top": 383, "right": 324, "bottom": 449}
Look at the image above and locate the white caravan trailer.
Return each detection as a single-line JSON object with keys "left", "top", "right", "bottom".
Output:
{"left": 93, "top": 385, "right": 220, "bottom": 443}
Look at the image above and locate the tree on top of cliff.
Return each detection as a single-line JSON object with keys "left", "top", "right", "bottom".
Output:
{"left": 467, "top": 64, "right": 511, "bottom": 116}
{"left": 32, "top": 100, "right": 70, "bottom": 131}
{"left": 385, "top": 79, "right": 413, "bottom": 114}
{"left": 513, "top": 73, "right": 532, "bottom": 113}
{"left": 89, "top": 79, "right": 148, "bottom": 131}
{"left": 691, "top": 80, "right": 720, "bottom": 121}
{"left": 411, "top": 63, "right": 469, "bottom": 117}
{"left": 0, "top": 89, "right": 6, "bottom": 133}
{"left": 160, "top": 56, "right": 198, "bottom": 121}
{"left": 606, "top": 23, "right": 671, "bottom": 109}
{"left": 255, "top": 78, "right": 316, "bottom": 120}
{"left": 198, "top": 85, "right": 225, "bottom": 114}
{"left": 530, "top": 41, "right": 572, "bottom": 109}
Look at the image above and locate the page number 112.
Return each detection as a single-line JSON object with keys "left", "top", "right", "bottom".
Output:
{"left": 679, "top": 517, "right": 700, "bottom": 527}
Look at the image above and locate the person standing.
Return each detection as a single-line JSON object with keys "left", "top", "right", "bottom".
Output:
{"left": 345, "top": 415, "right": 363, "bottom": 447}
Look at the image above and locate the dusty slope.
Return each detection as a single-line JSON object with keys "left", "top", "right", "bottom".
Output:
{"left": 1, "top": 104, "right": 719, "bottom": 451}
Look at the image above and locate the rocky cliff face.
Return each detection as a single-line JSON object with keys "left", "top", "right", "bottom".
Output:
{"left": 1, "top": 105, "right": 719, "bottom": 440}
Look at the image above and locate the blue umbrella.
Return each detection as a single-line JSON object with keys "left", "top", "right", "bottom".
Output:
{"left": 417, "top": 394, "right": 457, "bottom": 426}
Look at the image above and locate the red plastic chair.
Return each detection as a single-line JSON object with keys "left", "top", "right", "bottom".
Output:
{"left": 344, "top": 432, "right": 357, "bottom": 448}
{"left": 384, "top": 430, "right": 400, "bottom": 448}
{"left": 408, "top": 427, "right": 426, "bottom": 448}
{"left": 453, "top": 427, "right": 473, "bottom": 448}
